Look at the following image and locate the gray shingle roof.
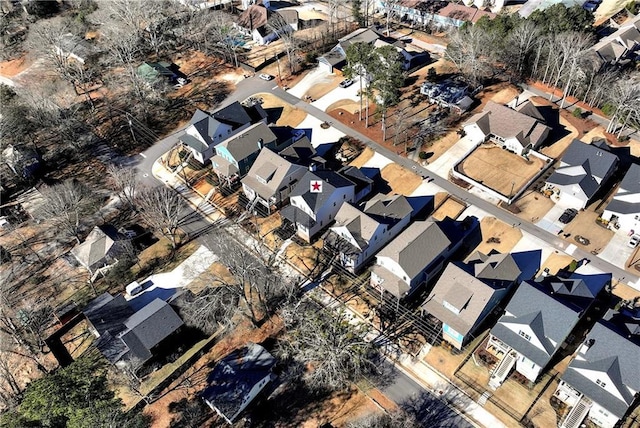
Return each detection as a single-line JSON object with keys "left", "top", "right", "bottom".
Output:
{"left": 84, "top": 292, "right": 134, "bottom": 337}
{"left": 552, "top": 139, "right": 619, "bottom": 181}
{"left": 241, "top": 148, "right": 306, "bottom": 202}
{"left": 363, "top": 194, "right": 414, "bottom": 223}
{"left": 605, "top": 163, "right": 640, "bottom": 215}
{"left": 562, "top": 317, "right": 640, "bottom": 418}
{"left": 490, "top": 281, "right": 582, "bottom": 367}
{"left": 71, "top": 226, "right": 119, "bottom": 270}
{"left": 219, "top": 122, "right": 277, "bottom": 163}
{"left": 377, "top": 220, "right": 451, "bottom": 280}
{"left": 202, "top": 343, "right": 276, "bottom": 423}
{"left": 291, "top": 170, "right": 356, "bottom": 213}
{"left": 123, "top": 298, "right": 183, "bottom": 356}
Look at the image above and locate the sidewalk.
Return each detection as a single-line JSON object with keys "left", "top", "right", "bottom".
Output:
{"left": 152, "top": 152, "right": 505, "bottom": 428}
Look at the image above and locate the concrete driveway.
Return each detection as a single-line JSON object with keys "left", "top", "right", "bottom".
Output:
{"left": 428, "top": 136, "right": 476, "bottom": 178}
{"left": 296, "top": 115, "right": 345, "bottom": 147}
{"left": 536, "top": 204, "right": 566, "bottom": 235}
{"left": 288, "top": 67, "right": 335, "bottom": 99}
{"left": 311, "top": 76, "right": 363, "bottom": 112}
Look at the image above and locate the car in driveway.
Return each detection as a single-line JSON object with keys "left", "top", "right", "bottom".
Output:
{"left": 559, "top": 208, "right": 578, "bottom": 224}
{"left": 258, "top": 73, "right": 274, "bottom": 81}
{"left": 339, "top": 78, "right": 354, "bottom": 88}
{"left": 628, "top": 234, "right": 640, "bottom": 248}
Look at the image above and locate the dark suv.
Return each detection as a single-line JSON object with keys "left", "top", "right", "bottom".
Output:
{"left": 559, "top": 208, "right": 578, "bottom": 224}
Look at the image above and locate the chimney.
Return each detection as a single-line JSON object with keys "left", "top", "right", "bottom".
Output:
{"left": 257, "top": 138, "right": 263, "bottom": 149}
{"left": 308, "top": 163, "right": 317, "bottom": 172}
{"left": 579, "top": 338, "right": 595, "bottom": 355}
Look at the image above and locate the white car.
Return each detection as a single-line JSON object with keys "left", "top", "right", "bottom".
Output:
{"left": 258, "top": 73, "right": 274, "bottom": 81}
{"left": 628, "top": 234, "right": 640, "bottom": 248}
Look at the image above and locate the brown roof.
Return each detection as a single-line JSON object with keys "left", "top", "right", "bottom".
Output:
{"left": 471, "top": 101, "right": 551, "bottom": 147}
{"left": 437, "top": 4, "right": 496, "bottom": 24}
{"left": 238, "top": 5, "right": 268, "bottom": 31}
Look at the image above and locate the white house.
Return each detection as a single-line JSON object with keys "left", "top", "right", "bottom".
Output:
{"left": 601, "top": 164, "right": 640, "bottom": 234}
{"left": 554, "top": 307, "right": 640, "bottom": 428}
{"left": 545, "top": 140, "right": 619, "bottom": 209}
{"left": 487, "top": 273, "right": 610, "bottom": 388}
{"left": 370, "top": 217, "right": 479, "bottom": 299}
{"left": 280, "top": 170, "right": 356, "bottom": 242}
{"left": 202, "top": 343, "right": 276, "bottom": 425}
{"left": 463, "top": 101, "right": 551, "bottom": 156}
{"left": 324, "top": 194, "right": 431, "bottom": 273}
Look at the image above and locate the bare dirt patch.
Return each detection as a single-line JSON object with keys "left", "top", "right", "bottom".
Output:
{"left": 514, "top": 191, "right": 555, "bottom": 222}
{"left": 380, "top": 163, "right": 423, "bottom": 195}
{"left": 472, "top": 82, "right": 520, "bottom": 111}
{"left": 432, "top": 196, "right": 466, "bottom": 221}
{"left": 473, "top": 217, "right": 523, "bottom": 255}
{"left": 348, "top": 147, "right": 375, "bottom": 168}
{"left": 560, "top": 211, "right": 614, "bottom": 254}
{"left": 254, "top": 92, "right": 307, "bottom": 127}
{"left": 303, "top": 74, "right": 342, "bottom": 101}
{"left": 326, "top": 99, "right": 362, "bottom": 114}
{"left": 423, "top": 129, "right": 463, "bottom": 163}
{"left": 284, "top": 241, "right": 322, "bottom": 275}
{"left": 458, "top": 144, "right": 546, "bottom": 197}
{"left": 0, "top": 54, "right": 32, "bottom": 77}
{"left": 540, "top": 252, "right": 575, "bottom": 275}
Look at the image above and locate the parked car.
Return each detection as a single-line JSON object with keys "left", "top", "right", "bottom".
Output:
{"left": 339, "top": 78, "right": 354, "bottom": 88}
{"left": 258, "top": 73, "right": 274, "bottom": 81}
{"left": 559, "top": 208, "right": 578, "bottom": 224}
{"left": 628, "top": 234, "right": 640, "bottom": 248}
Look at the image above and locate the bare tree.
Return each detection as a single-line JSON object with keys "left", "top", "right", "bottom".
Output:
{"left": 277, "top": 303, "right": 377, "bottom": 392}
{"left": 346, "top": 409, "right": 420, "bottom": 428}
{"left": 382, "top": 0, "right": 402, "bottom": 36}
{"left": 135, "top": 186, "right": 186, "bottom": 249}
{"left": 37, "top": 180, "right": 98, "bottom": 243}
{"left": 113, "top": 357, "right": 154, "bottom": 405}
{"left": 605, "top": 77, "right": 640, "bottom": 137}
{"left": 445, "top": 26, "right": 495, "bottom": 87}
{"left": 268, "top": 13, "right": 300, "bottom": 76}
{"left": 0, "top": 352, "right": 22, "bottom": 409}
{"left": 506, "top": 21, "right": 540, "bottom": 78}
{"left": 175, "top": 288, "right": 239, "bottom": 335}
{"left": 106, "top": 165, "right": 138, "bottom": 209}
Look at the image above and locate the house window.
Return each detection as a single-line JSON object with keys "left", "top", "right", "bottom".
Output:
{"left": 596, "top": 379, "right": 606, "bottom": 388}
{"left": 518, "top": 330, "right": 531, "bottom": 341}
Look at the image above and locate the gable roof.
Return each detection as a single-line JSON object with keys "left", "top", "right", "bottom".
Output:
{"left": 363, "top": 194, "right": 414, "bottom": 224}
{"left": 490, "top": 280, "right": 581, "bottom": 367}
{"left": 466, "top": 101, "right": 551, "bottom": 147}
{"left": 605, "top": 163, "right": 640, "bottom": 215}
{"left": 591, "top": 15, "right": 640, "bottom": 63}
{"left": 467, "top": 249, "right": 541, "bottom": 284}
{"left": 331, "top": 202, "right": 384, "bottom": 251}
{"left": 422, "top": 262, "right": 506, "bottom": 337}
{"left": 241, "top": 147, "right": 306, "bottom": 201}
{"left": 562, "top": 312, "right": 640, "bottom": 418}
{"left": 377, "top": 220, "right": 452, "bottom": 280}
{"left": 83, "top": 292, "right": 134, "bottom": 338}
{"left": 290, "top": 170, "right": 356, "bottom": 213}
{"left": 237, "top": 4, "right": 269, "bottom": 30}
{"left": 213, "top": 101, "right": 254, "bottom": 127}
{"left": 436, "top": 3, "right": 496, "bottom": 24}
{"left": 217, "top": 122, "right": 277, "bottom": 162}
{"left": 202, "top": 343, "right": 276, "bottom": 423}
{"left": 70, "top": 225, "right": 119, "bottom": 270}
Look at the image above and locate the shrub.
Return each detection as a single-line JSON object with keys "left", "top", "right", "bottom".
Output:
{"left": 427, "top": 67, "right": 437, "bottom": 82}
{"left": 600, "top": 102, "right": 615, "bottom": 117}
{"left": 572, "top": 107, "right": 583, "bottom": 118}
{"left": 418, "top": 151, "right": 428, "bottom": 160}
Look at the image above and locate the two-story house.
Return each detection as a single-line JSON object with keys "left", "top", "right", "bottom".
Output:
{"left": 601, "top": 163, "right": 640, "bottom": 235}
{"left": 324, "top": 194, "right": 433, "bottom": 273}
{"left": 241, "top": 147, "right": 307, "bottom": 214}
{"left": 211, "top": 122, "right": 288, "bottom": 186}
{"left": 421, "top": 250, "right": 541, "bottom": 349}
{"left": 463, "top": 100, "right": 551, "bottom": 156}
{"left": 554, "top": 306, "right": 640, "bottom": 428}
{"left": 486, "top": 272, "right": 611, "bottom": 388}
{"left": 202, "top": 343, "right": 276, "bottom": 425}
{"left": 280, "top": 169, "right": 357, "bottom": 242}
{"left": 370, "top": 217, "right": 479, "bottom": 299}
{"left": 179, "top": 102, "right": 267, "bottom": 164}
{"left": 545, "top": 140, "right": 619, "bottom": 209}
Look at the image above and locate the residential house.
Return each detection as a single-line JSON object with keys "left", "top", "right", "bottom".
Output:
{"left": 318, "top": 28, "right": 380, "bottom": 74}
{"left": 136, "top": 61, "right": 185, "bottom": 85}
{"left": 370, "top": 217, "right": 480, "bottom": 299}
{"left": 202, "top": 343, "right": 276, "bottom": 425}
{"left": 241, "top": 147, "right": 307, "bottom": 213}
{"left": 278, "top": 136, "right": 329, "bottom": 168}
{"left": 590, "top": 14, "right": 640, "bottom": 67}
{"left": 463, "top": 100, "right": 551, "bottom": 156}
{"left": 280, "top": 169, "right": 357, "bottom": 242}
{"left": 486, "top": 272, "right": 611, "bottom": 387}
{"left": 211, "top": 122, "right": 293, "bottom": 186}
{"left": 324, "top": 194, "right": 433, "bottom": 273}
{"left": 376, "top": 1, "right": 496, "bottom": 29}
{"left": 338, "top": 165, "right": 376, "bottom": 202}
{"left": 236, "top": 4, "right": 297, "bottom": 45}
{"left": 2, "top": 144, "right": 42, "bottom": 179}
{"left": 545, "top": 140, "right": 619, "bottom": 209}
{"left": 421, "top": 250, "right": 541, "bottom": 349}
{"left": 554, "top": 306, "right": 640, "bottom": 428}
{"left": 84, "top": 293, "right": 183, "bottom": 365}
{"left": 53, "top": 33, "right": 99, "bottom": 65}
{"left": 71, "top": 225, "right": 122, "bottom": 276}
{"left": 420, "top": 79, "right": 474, "bottom": 113}
{"left": 601, "top": 163, "right": 640, "bottom": 234}
{"left": 179, "top": 102, "right": 267, "bottom": 164}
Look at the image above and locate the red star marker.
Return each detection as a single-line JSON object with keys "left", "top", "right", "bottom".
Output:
{"left": 310, "top": 180, "right": 322, "bottom": 193}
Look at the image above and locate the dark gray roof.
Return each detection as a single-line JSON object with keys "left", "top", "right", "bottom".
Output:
{"left": 553, "top": 139, "right": 619, "bottom": 182}
{"left": 187, "top": 109, "right": 218, "bottom": 148}
{"left": 83, "top": 293, "right": 133, "bottom": 337}
{"left": 291, "top": 170, "right": 356, "bottom": 213}
{"left": 213, "top": 101, "right": 253, "bottom": 127}
{"left": 280, "top": 204, "right": 315, "bottom": 228}
{"left": 339, "top": 166, "right": 375, "bottom": 195}
{"left": 490, "top": 281, "right": 582, "bottom": 368}
{"left": 279, "top": 136, "right": 318, "bottom": 164}
{"left": 605, "top": 163, "right": 640, "bottom": 215}
{"left": 221, "top": 122, "right": 277, "bottom": 162}
{"left": 363, "top": 194, "right": 414, "bottom": 224}
{"left": 202, "top": 343, "right": 276, "bottom": 423}
{"left": 562, "top": 317, "right": 640, "bottom": 418}
{"left": 122, "top": 298, "right": 183, "bottom": 359}
{"left": 546, "top": 165, "right": 600, "bottom": 199}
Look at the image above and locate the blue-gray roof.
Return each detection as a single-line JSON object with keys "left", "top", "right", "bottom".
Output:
{"left": 291, "top": 170, "right": 356, "bottom": 213}
{"left": 550, "top": 139, "right": 618, "bottom": 183}
{"left": 605, "top": 163, "right": 640, "bottom": 215}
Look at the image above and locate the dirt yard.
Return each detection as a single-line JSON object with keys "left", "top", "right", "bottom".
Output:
{"left": 559, "top": 211, "right": 614, "bottom": 254}
{"left": 303, "top": 74, "right": 343, "bottom": 101}
{"left": 422, "top": 129, "right": 464, "bottom": 164}
{"left": 473, "top": 83, "right": 520, "bottom": 111}
{"left": 458, "top": 144, "right": 546, "bottom": 197}
{"left": 514, "top": 190, "right": 555, "bottom": 222}
{"left": 348, "top": 147, "right": 375, "bottom": 168}
{"left": 327, "top": 99, "right": 362, "bottom": 114}
{"left": 380, "top": 163, "right": 423, "bottom": 195}
{"left": 431, "top": 196, "right": 466, "bottom": 221}
{"left": 473, "top": 217, "right": 524, "bottom": 255}
{"left": 253, "top": 92, "right": 307, "bottom": 127}
{"left": 540, "top": 252, "right": 576, "bottom": 275}
{"left": 256, "top": 213, "right": 283, "bottom": 251}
